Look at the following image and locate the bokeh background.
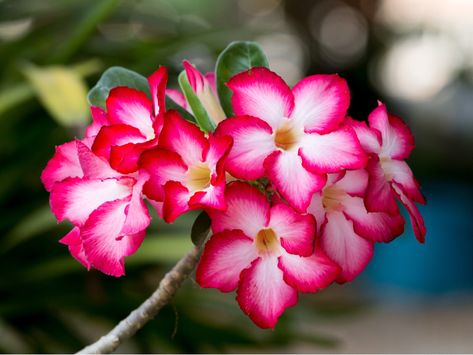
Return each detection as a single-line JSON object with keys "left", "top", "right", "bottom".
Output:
{"left": 1, "top": 0, "right": 472, "bottom": 353}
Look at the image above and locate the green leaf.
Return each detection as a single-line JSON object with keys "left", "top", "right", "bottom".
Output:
{"left": 23, "top": 65, "right": 89, "bottom": 127}
{"left": 88, "top": 66, "right": 196, "bottom": 121}
{"left": 165, "top": 95, "right": 196, "bottom": 123}
{"left": 215, "top": 41, "right": 269, "bottom": 117}
{"left": 190, "top": 211, "right": 211, "bottom": 247}
{"left": 178, "top": 71, "right": 215, "bottom": 132}
{"left": 87, "top": 66, "right": 150, "bottom": 108}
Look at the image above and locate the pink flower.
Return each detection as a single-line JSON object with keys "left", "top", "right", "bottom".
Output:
{"left": 349, "top": 103, "right": 426, "bottom": 242}
{"left": 215, "top": 67, "right": 367, "bottom": 212}
{"left": 308, "top": 169, "right": 404, "bottom": 282}
{"left": 89, "top": 67, "right": 168, "bottom": 174}
{"left": 41, "top": 139, "right": 150, "bottom": 276}
{"left": 139, "top": 110, "right": 232, "bottom": 223}
{"left": 196, "top": 182, "right": 339, "bottom": 328}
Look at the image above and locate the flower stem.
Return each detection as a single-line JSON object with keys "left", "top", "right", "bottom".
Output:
{"left": 76, "top": 245, "right": 201, "bottom": 354}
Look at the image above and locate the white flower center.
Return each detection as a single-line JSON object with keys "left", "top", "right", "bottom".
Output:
{"left": 274, "top": 121, "right": 301, "bottom": 151}
{"left": 322, "top": 186, "right": 346, "bottom": 211}
{"left": 255, "top": 228, "right": 280, "bottom": 255}
{"left": 186, "top": 163, "right": 211, "bottom": 192}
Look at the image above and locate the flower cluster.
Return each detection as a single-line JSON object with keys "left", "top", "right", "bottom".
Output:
{"left": 42, "top": 59, "right": 426, "bottom": 328}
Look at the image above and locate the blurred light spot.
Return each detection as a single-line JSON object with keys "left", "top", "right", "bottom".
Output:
{"left": 0, "top": 18, "right": 32, "bottom": 41}
{"left": 257, "top": 33, "right": 307, "bottom": 85}
{"left": 377, "top": 35, "right": 460, "bottom": 101}
{"left": 310, "top": 2, "right": 368, "bottom": 66}
{"left": 238, "top": 0, "right": 281, "bottom": 17}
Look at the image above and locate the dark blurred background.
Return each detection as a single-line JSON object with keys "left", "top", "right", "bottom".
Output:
{"left": 1, "top": 0, "right": 472, "bottom": 352}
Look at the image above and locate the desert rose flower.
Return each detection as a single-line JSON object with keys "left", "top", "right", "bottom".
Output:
{"left": 42, "top": 139, "right": 150, "bottom": 277}
{"left": 215, "top": 67, "right": 367, "bottom": 212}
{"left": 139, "top": 110, "right": 232, "bottom": 223}
{"left": 308, "top": 169, "right": 404, "bottom": 282}
{"left": 90, "top": 66, "right": 168, "bottom": 174}
{"left": 349, "top": 103, "right": 426, "bottom": 242}
{"left": 196, "top": 182, "right": 339, "bottom": 328}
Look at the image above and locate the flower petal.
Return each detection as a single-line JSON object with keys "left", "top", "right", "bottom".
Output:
{"left": 196, "top": 229, "right": 256, "bottom": 292}
{"left": 299, "top": 125, "right": 367, "bottom": 174}
{"left": 321, "top": 211, "right": 374, "bottom": 283}
{"left": 82, "top": 199, "right": 146, "bottom": 277}
{"left": 85, "top": 106, "right": 110, "bottom": 138}
{"left": 59, "top": 226, "right": 90, "bottom": 269}
{"left": 392, "top": 182, "right": 426, "bottom": 243}
{"left": 121, "top": 172, "right": 150, "bottom": 235}
{"left": 347, "top": 117, "right": 381, "bottom": 154}
{"left": 236, "top": 256, "right": 298, "bottom": 329}
{"left": 76, "top": 141, "right": 119, "bottom": 179}
{"left": 365, "top": 156, "right": 399, "bottom": 215}
{"left": 139, "top": 148, "right": 187, "bottom": 201}
{"left": 368, "top": 103, "right": 415, "bottom": 160}
{"left": 50, "top": 177, "right": 133, "bottom": 225}
{"left": 333, "top": 169, "right": 369, "bottom": 197}
{"left": 291, "top": 74, "right": 349, "bottom": 134}
{"left": 264, "top": 150, "right": 326, "bottom": 212}
{"left": 189, "top": 176, "right": 226, "bottom": 211}
{"left": 41, "top": 140, "right": 83, "bottom": 192}
{"left": 215, "top": 115, "right": 275, "bottom": 180}
{"left": 92, "top": 124, "right": 146, "bottom": 160}
{"left": 106, "top": 87, "right": 154, "bottom": 139}
{"left": 208, "top": 181, "right": 270, "bottom": 238}
{"left": 268, "top": 203, "right": 315, "bottom": 257}
{"left": 109, "top": 138, "right": 158, "bottom": 174}
{"left": 343, "top": 195, "right": 405, "bottom": 242}
{"left": 203, "top": 134, "right": 233, "bottom": 174}
{"left": 228, "top": 67, "right": 294, "bottom": 129}
{"left": 307, "top": 192, "right": 326, "bottom": 236}
{"left": 278, "top": 249, "right": 339, "bottom": 293}
{"left": 382, "top": 159, "right": 426, "bottom": 204}
{"left": 162, "top": 181, "right": 191, "bottom": 223}
{"left": 148, "top": 66, "right": 168, "bottom": 116}
{"left": 159, "top": 110, "right": 208, "bottom": 167}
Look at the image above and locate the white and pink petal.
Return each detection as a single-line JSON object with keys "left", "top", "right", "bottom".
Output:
{"left": 278, "top": 250, "right": 340, "bottom": 293}
{"left": 392, "top": 182, "right": 426, "bottom": 243}
{"left": 196, "top": 230, "right": 256, "bottom": 292}
{"left": 148, "top": 66, "right": 168, "bottom": 117}
{"left": 228, "top": 67, "right": 294, "bottom": 129}
{"left": 139, "top": 148, "right": 187, "bottom": 201}
{"left": 264, "top": 150, "right": 326, "bottom": 212}
{"left": 236, "top": 256, "right": 298, "bottom": 329}
{"left": 41, "top": 140, "right": 83, "bottom": 192}
{"left": 106, "top": 87, "right": 155, "bottom": 140}
{"left": 215, "top": 115, "right": 275, "bottom": 180}
{"left": 159, "top": 111, "right": 208, "bottom": 167}
{"left": 50, "top": 177, "right": 133, "bottom": 226}
{"left": 368, "top": 103, "right": 414, "bottom": 160}
{"left": 208, "top": 182, "right": 270, "bottom": 237}
{"left": 81, "top": 199, "right": 145, "bottom": 277}
{"left": 268, "top": 203, "right": 315, "bottom": 257}
{"left": 291, "top": 74, "right": 349, "bottom": 134}
{"left": 299, "top": 125, "right": 367, "bottom": 175}
{"left": 320, "top": 211, "right": 374, "bottom": 283}
{"left": 59, "top": 226, "right": 90, "bottom": 269}
{"left": 343, "top": 195, "right": 404, "bottom": 242}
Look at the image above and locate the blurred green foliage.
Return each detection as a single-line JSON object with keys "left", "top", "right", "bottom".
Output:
{"left": 0, "top": 0, "right": 366, "bottom": 352}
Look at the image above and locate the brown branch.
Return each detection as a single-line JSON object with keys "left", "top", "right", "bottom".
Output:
{"left": 77, "top": 245, "right": 201, "bottom": 354}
